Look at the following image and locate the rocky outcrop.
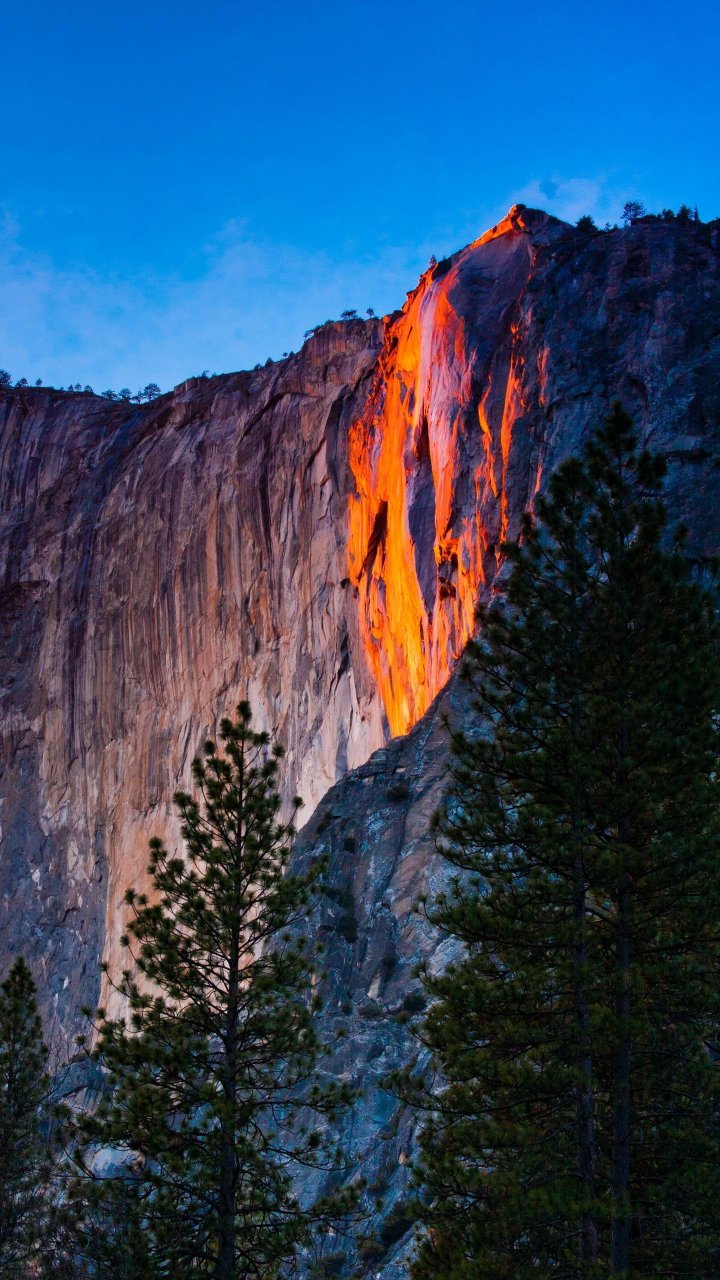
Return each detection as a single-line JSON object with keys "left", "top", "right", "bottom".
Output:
{"left": 287, "top": 672, "right": 461, "bottom": 1276}
{"left": 3, "top": 207, "right": 720, "bottom": 1209}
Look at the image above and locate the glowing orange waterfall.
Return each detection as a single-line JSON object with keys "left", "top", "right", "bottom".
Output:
{"left": 348, "top": 206, "right": 542, "bottom": 736}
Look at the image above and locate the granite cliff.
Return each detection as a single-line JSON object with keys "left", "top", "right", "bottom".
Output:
{"left": 1, "top": 320, "right": 387, "bottom": 1036}
{"left": 3, "top": 206, "right": 720, "bottom": 1266}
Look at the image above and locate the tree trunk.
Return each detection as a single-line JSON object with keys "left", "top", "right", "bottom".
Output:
{"left": 611, "top": 449, "right": 632, "bottom": 1275}
{"left": 215, "top": 749, "right": 245, "bottom": 1280}
{"left": 611, "top": 864, "right": 631, "bottom": 1274}
{"left": 215, "top": 950, "right": 239, "bottom": 1280}
{"left": 569, "top": 525, "right": 598, "bottom": 1276}
{"left": 573, "top": 858, "right": 598, "bottom": 1275}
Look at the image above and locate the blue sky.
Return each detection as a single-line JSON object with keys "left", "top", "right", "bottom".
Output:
{"left": 1, "top": 0, "right": 718, "bottom": 391}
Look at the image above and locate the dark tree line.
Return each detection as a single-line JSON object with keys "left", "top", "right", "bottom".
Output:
{"left": 0, "top": 371, "right": 163, "bottom": 400}
{"left": 575, "top": 201, "right": 707, "bottom": 234}
{"left": 397, "top": 407, "right": 720, "bottom": 1278}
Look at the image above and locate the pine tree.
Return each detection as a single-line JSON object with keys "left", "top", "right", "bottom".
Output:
{"left": 0, "top": 957, "right": 54, "bottom": 1277}
{"left": 401, "top": 406, "right": 720, "bottom": 1278}
{"left": 72, "top": 703, "right": 353, "bottom": 1279}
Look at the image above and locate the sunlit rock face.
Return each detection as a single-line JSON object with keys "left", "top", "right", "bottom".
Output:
{"left": 0, "top": 323, "right": 387, "bottom": 1036}
{"left": 348, "top": 206, "right": 565, "bottom": 733}
{"left": 3, "top": 207, "right": 720, "bottom": 1063}
{"left": 347, "top": 205, "right": 720, "bottom": 735}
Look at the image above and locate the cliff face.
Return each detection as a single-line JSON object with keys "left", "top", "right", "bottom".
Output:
{"left": 347, "top": 206, "right": 563, "bottom": 734}
{"left": 0, "top": 323, "right": 388, "bottom": 1036}
{"left": 2, "top": 209, "right": 720, "bottom": 1119}
{"left": 348, "top": 205, "right": 720, "bottom": 734}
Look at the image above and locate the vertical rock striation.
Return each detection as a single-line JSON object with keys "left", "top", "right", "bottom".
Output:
{"left": 0, "top": 323, "right": 387, "bottom": 1035}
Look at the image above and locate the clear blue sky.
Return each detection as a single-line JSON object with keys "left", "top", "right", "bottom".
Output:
{"left": 1, "top": 0, "right": 718, "bottom": 391}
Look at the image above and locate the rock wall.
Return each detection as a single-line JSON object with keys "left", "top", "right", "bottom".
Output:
{"left": 0, "top": 322, "right": 387, "bottom": 1036}
{"left": 348, "top": 205, "right": 720, "bottom": 733}
{"left": 3, "top": 205, "right": 720, "bottom": 1072}
{"left": 347, "top": 206, "right": 563, "bottom": 733}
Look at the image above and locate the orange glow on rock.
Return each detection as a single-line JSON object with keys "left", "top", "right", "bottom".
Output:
{"left": 348, "top": 206, "right": 545, "bottom": 737}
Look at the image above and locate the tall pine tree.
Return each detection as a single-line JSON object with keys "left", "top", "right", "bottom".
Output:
{"left": 72, "top": 703, "right": 353, "bottom": 1279}
{"left": 0, "top": 957, "right": 54, "bottom": 1277}
{"left": 402, "top": 406, "right": 720, "bottom": 1278}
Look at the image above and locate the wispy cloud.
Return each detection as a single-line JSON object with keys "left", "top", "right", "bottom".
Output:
{"left": 0, "top": 181, "right": 634, "bottom": 393}
{"left": 0, "top": 217, "right": 437, "bottom": 393}
{"left": 513, "top": 175, "right": 627, "bottom": 229}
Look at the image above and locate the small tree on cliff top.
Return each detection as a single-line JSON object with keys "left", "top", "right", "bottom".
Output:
{"left": 622, "top": 200, "right": 646, "bottom": 224}
{"left": 73, "top": 704, "right": 354, "bottom": 1279}
{"left": 400, "top": 406, "right": 720, "bottom": 1278}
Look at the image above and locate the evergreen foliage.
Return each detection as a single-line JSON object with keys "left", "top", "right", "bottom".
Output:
{"left": 72, "top": 703, "right": 354, "bottom": 1279}
{"left": 401, "top": 406, "right": 720, "bottom": 1278}
{"left": 0, "top": 957, "right": 54, "bottom": 1277}
{"left": 622, "top": 201, "right": 646, "bottom": 224}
